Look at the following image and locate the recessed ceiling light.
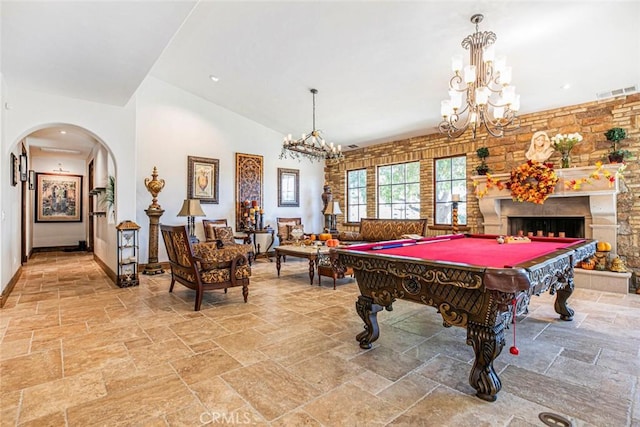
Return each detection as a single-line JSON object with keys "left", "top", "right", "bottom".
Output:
{"left": 59, "top": 130, "right": 67, "bottom": 134}
{"left": 561, "top": 83, "right": 571, "bottom": 90}
{"left": 209, "top": 75, "right": 219, "bottom": 82}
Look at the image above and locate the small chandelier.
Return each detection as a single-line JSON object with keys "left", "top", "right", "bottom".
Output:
{"left": 281, "top": 89, "right": 343, "bottom": 163}
{"left": 439, "top": 14, "right": 520, "bottom": 139}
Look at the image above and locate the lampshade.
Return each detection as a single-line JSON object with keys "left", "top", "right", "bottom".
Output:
{"left": 325, "top": 201, "right": 342, "bottom": 215}
{"left": 177, "top": 199, "right": 206, "bottom": 217}
{"left": 332, "top": 201, "right": 342, "bottom": 215}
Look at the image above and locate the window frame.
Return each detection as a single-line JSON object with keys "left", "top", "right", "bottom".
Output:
{"left": 346, "top": 168, "right": 367, "bottom": 223}
{"left": 433, "top": 155, "right": 467, "bottom": 226}
{"left": 376, "top": 161, "right": 420, "bottom": 219}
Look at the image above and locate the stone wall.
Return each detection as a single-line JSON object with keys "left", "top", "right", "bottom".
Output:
{"left": 325, "top": 94, "right": 640, "bottom": 281}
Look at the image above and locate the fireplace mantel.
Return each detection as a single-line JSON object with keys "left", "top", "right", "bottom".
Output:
{"left": 473, "top": 164, "right": 624, "bottom": 255}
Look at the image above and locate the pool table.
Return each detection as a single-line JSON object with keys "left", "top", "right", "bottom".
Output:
{"left": 336, "top": 233, "right": 595, "bottom": 402}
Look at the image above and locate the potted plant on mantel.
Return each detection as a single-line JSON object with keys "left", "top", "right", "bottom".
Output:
{"left": 604, "top": 127, "right": 631, "bottom": 163}
{"left": 475, "top": 147, "right": 490, "bottom": 175}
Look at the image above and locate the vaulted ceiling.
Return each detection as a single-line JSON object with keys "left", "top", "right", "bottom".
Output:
{"left": 2, "top": 1, "right": 639, "bottom": 155}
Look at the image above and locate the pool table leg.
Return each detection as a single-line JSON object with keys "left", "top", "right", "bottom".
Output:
{"left": 466, "top": 321, "right": 505, "bottom": 402}
{"left": 355, "top": 295, "right": 383, "bottom": 349}
{"left": 554, "top": 284, "right": 575, "bottom": 321}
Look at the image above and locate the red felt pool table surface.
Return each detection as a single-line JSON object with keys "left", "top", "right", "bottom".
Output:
{"left": 343, "top": 234, "right": 586, "bottom": 269}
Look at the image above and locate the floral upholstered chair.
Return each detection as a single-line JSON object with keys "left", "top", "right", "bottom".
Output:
{"left": 160, "top": 224, "right": 251, "bottom": 311}
{"left": 276, "top": 217, "right": 305, "bottom": 246}
{"left": 202, "top": 219, "right": 254, "bottom": 265}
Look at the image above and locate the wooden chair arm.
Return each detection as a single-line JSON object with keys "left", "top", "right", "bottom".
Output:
{"left": 229, "top": 254, "right": 249, "bottom": 285}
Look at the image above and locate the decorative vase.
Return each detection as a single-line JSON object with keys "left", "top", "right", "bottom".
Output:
{"left": 561, "top": 152, "right": 571, "bottom": 168}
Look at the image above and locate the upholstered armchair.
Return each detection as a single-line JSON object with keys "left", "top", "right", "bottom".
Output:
{"left": 202, "top": 219, "right": 254, "bottom": 265}
{"left": 276, "top": 217, "right": 305, "bottom": 246}
{"left": 160, "top": 224, "right": 251, "bottom": 311}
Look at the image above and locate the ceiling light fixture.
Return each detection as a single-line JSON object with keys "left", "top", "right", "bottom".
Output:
{"left": 209, "top": 75, "right": 219, "bottom": 82}
{"left": 439, "top": 14, "right": 520, "bottom": 139}
{"left": 281, "top": 89, "right": 343, "bottom": 163}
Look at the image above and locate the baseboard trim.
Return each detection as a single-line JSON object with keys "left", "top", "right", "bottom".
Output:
{"left": 93, "top": 254, "right": 116, "bottom": 285}
{"left": 0, "top": 266, "right": 22, "bottom": 308}
{"left": 32, "top": 245, "right": 84, "bottom": 253}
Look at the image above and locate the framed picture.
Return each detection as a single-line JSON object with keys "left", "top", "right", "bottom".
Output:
{"left": 187, "top": 156, "right": 219, "bottom": 204}
{"left": 35, "top": 173, "right": 83, "bottom": 222}
{"left": 278, "top": 168, "right": 299, "bottom": 207}
{"left": 10, "top": 153, "right": 18, "bottom": 186}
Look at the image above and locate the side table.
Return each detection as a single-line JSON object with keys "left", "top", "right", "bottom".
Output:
{"left": 240, "top": 228, "right": 275, "bottom": 260}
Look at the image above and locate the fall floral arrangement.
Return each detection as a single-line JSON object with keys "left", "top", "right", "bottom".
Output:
{"left": 564, "top": 161, "right": 626, "bottom": 190}
{"left": 507, "top": 161, "right": 558, "bottom": 204}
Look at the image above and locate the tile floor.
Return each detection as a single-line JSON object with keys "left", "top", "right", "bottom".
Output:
{"left": 1, "top": 251, "right": 639, "bottom": 426}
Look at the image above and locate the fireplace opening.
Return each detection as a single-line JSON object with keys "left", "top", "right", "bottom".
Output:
{"left": 508, "top": 217, "right": 585, "bottom": 238}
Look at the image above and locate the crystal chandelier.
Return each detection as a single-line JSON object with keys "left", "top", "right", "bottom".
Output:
{"left": 439, "top": 14, "right": 520, "bottom": 139}
{"left": 281, "top": 89, "right": 343, "bottom": 163}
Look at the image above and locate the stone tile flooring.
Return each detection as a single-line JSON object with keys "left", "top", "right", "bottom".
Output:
{"left": 1, "top": 251, "right": 639, "bottom": 426}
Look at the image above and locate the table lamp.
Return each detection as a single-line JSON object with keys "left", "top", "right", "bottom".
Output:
{"left": 177, "top": 199, "right": 206, "bottom": 243}
{"left": 325, "top": 200, "right": 342, "bottom": 234}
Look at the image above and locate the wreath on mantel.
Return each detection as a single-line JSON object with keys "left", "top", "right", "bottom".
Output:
{"left": 507, "top": 161, "right": 558, "bottom": 204}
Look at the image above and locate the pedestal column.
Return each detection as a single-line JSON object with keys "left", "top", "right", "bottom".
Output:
{"left": 143, "top": 208, "right": 164, "bottom": 275}
{"left": 143, "top": 167, "right": 165, "bottom": 275}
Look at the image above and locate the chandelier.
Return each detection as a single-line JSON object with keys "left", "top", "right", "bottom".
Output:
{"left": 281, "top": 89, "right": 343, "bottom": 163}
{"left": 439, "top": 14, "right": 520, "bottom": 139}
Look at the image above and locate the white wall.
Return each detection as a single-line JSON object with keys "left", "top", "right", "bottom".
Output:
{"left": 30, "top": 156, "right": 87, "bottom": 247}
{"left": 0, "top": 1, "right": 4, "bottom": 290}
{"left": 135, "top": 77, "right": 325, "bottom": 263}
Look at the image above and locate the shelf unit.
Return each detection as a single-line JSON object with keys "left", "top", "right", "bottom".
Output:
{"left": 116, "top": 220, "right": 140, "bottom": 287}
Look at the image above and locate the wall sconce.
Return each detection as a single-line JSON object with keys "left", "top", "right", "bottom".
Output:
{"left": 19, "top": 154, "right": 28, "bottom": 182}
{"left": 28, "top": 170, "right": 35, "bottom": 190}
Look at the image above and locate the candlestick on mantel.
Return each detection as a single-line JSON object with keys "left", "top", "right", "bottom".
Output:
{"left": 452, "top": 193, "right": 460, "bottom": 202}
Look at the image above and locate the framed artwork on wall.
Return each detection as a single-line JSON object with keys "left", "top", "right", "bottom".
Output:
{"left": 35, "top": 173, "right": 83, "bottom": 222}
{"left": 187, "top": 156, "right": 219, "bottom": 204}
{"left": 10, "top": 153, "right": 18, "bottom": 186}
{"left": 235, "top": 153, "right": 263, "bottom": 229}
{"left": 277, "top": 168, "right": 299, "bottom": 207}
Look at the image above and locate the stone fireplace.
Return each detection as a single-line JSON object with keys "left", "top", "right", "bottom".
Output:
{"left": 473, "top": 164, "right": 630, "bottom": 293}
{"left": 475, "top": 165, "right": 621, "bottom": 254}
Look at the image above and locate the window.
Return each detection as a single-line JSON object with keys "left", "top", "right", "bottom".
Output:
{"left": 346, "top": 169, "right": 367, "bottom": 222}
{"left": 434, "top": 156, "right": 467, "bottom": 225}
{"left": 377, "top": 162, "right": 420, "bottom": 219}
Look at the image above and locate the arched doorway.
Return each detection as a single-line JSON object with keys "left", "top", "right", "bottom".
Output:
{"left": 17, "top": 124, "right": 114, "bottom": 261}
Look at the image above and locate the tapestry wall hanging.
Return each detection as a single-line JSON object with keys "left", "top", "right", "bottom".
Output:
{"left": 35, "top": 173, "right": 83, "bottom": 222}
{"left": 235, "top": 153, "right": 263, "bottom": 229}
